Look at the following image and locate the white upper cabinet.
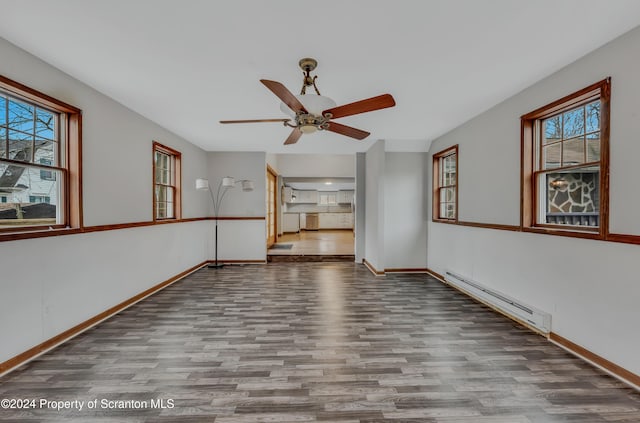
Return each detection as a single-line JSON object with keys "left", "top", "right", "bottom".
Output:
{"left": 282, "top": 186, "right": 293, "bottom": 203}
{"left": 292, "top": 190, "right": 318, "bottom": 204}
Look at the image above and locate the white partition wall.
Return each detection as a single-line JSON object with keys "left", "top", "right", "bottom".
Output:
{"left": 361, "top": 142, "right": 428, "bottom": 271}
{"left": 383, "top": 152, "right": 428, "bottom": 269}
{"left": 205, "top": 152, "right": 268, "bottom": 262}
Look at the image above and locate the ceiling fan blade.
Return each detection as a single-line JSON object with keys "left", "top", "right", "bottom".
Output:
{"left": 284, "top": 128, "right": 303, "bottom": 145}
{"left": 323, "top": 94, "right": 395, "bottom": 119}
{"left": 325, "top": 122, "right": 370, "bottom": 140}
{"left": 261, "top": 79, "right": 308, "bottom": 114}
{"left": 220, "top": 118, "right": 290, "bottom": 124}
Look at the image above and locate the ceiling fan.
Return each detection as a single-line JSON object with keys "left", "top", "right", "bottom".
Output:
{"left": 220, "top": 58, "right": 396, "bottom": 145}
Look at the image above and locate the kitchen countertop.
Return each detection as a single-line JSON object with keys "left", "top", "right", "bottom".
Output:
{"left": 284, "top": 211, "right": 352, "bottom": 214}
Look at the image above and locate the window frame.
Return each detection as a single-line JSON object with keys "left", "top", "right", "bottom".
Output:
{"left": 432, "top": 145, "right": 458, "bottom": 223}
{"left": 152, "top": 141, "right": 181, "bottom": 221}
{"left": 0, "top": 75, "right": 82, "bottom": 236}
{"left": 520, "top": 78, "right": 610, "bottom": 239}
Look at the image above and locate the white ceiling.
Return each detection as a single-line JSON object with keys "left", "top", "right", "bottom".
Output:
{"left": 1, "top": 1, "right": 639, "bottom": 155}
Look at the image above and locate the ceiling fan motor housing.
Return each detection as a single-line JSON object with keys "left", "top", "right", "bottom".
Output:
{"left": 299, "top": 58, "right": 317, "bottom": 72}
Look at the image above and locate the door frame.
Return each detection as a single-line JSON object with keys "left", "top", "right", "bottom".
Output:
{"left": 266, "top": 165, "right": 278, "bottom": 248}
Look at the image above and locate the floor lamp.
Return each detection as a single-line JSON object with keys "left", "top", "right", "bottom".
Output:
{"left": 196, "top": 176, "right": 255, "bottom": 268}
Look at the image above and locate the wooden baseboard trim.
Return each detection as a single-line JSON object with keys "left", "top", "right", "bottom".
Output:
{"left": 549, "top": 332, "right": 640, "bottom": 389}
{"left": 363, "top": 258, "right": 385, "bottom": 276}
{"left": 207, "top": 259, "right": 266, "bottom": 264}
{"left": 384, "top": 268, "right": 429, "bottom": 273}
{"left": 0, "top": 261, "right": 208, "bottom": 376}
{"left": 425, "top": 268, "right": 445, "bottom": 281}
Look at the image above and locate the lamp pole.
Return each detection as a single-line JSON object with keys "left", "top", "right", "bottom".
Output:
{"left": 209, "top": 178, "right": 231, "bottom": 268}
{"left": 197, "top": 177, "right": 254, "bottom": 269}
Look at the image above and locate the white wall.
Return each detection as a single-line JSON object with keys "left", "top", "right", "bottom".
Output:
{"left": 0, "top": 38, "right": 209, "bottom": 225}
{"left": 0, "top": 222, "right": 209, "bottom": 364}
{"left": 364, "top": 141, "right": 385, "bottom": 270}
{"left": 206, "top": 152, "right": 267, "bottom": 261}
{"left": 427, "top": 25, "right": 640, "bottom": 375}
{"left": 275, "top": 154, "right": 355, "bottom": 177}
{"left": 0, "top": 37, "right": 210, "bottom": 365}
{"left": 206, "top": 152, "right": 266, "bottom": 217}
{"left": 384, "top": 153, "right": 428, "bottom": 269}
{"left": 355, "top": 153, "right": 366, "bottom": 262}
{"left": 361, "top": 146, "right": 429, "bottom": 271}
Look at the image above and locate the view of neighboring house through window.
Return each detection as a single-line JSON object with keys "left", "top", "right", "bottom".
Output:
{"left": 521, "top": 78, "right": 609, "bottom": 234}
{"left": 153, "top": 142, "right": 181, "bottom": 220}
{"left": 39, "top": 157, "right": 55, "bottom": 181}
{"left": 0, "top": 90, "right": 61, "bottom": 227}
{"left": 432, "top": 145, "right": 458, "bottom": 222}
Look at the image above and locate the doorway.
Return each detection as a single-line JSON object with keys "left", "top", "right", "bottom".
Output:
{"left": 268, "top": 177, "right": 355, "bottom": 261}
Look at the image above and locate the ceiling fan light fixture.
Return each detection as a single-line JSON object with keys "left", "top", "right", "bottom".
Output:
{"left": 299, "top": 124, "right": 318, "bottom": 134}
{"left": 280, "top": 94, "right": 337, "bottom": 118}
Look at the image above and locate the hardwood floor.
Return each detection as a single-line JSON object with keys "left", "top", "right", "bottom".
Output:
{"left": 1, "top": 262, "right": 638, "bottom": 422}
{"left": 269, "top": 230, "right": 354, "bottom": 256}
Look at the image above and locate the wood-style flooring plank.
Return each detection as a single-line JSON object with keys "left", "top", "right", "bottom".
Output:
{"left": 0, "top": 262, "right": 638, "bottom": 422}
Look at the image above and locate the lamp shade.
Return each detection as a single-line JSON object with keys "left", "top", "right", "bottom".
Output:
{"left": 241, "top": 180, "right": 255, "bottom": 192}
{"left": 222, "top": 177, "right": 235, "bottom": 187}
{"left": 195, "top": 178, "right": 209, "bottom": 190}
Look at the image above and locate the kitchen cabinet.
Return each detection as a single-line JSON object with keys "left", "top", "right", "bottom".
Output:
{"left": 283, "top": 213, "right": 300, "bottom": 233}
{"left": 337, "top": 190, "right": 354, "bottom": 204}
{"left": 319, "top": 213, "right": 338, "bottom": 229}
{"left": 294, "top": 190, "right": 318, "bottom": 204}
{"left": 318, "top": 213, "right": 353, "bottom": 229}
{"left": 282, "top": 186, "right": 293, "bottom": 203}
{"left": 337, "top": 213, "right": 353, "bottom": 228}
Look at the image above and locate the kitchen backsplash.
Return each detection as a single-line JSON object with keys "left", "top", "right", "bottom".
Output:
{"left": 285, "top": 203, "right": 352, "bottom": 213}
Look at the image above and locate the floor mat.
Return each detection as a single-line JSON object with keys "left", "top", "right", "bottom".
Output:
{"left": 270, "top": 243, "right": 293, "bottom": 249}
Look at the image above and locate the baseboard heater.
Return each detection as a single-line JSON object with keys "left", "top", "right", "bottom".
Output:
{"left": 444, "top": 270, "right": 551, "bottom": 334}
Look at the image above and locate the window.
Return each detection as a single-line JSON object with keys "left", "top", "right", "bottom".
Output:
{"left": 39, "top": 158, "right": 55, "bottom": 181}
{"left": 153, "top": 142, "right": 181, "bottom": 220}
{"left": 319, "top": 193, "right": 337, "bottom": 205}
{"left": 432, "top": 145, "right": 458, "bottom": 222}
{"left": 29, "top": 195, "right": 50, "bottom": 204}
{"left": 521, "top": 78, "right": 610, "bottom": 236}
{"left": 0, "top": 195, "right": 7, "bottom": 203}
{"left": 0, "top": 75, "right": 81, "bottom": 234}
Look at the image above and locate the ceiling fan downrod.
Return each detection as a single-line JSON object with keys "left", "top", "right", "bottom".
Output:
{"left": 299, "top": 57, "right": 321, "bottom": 96}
